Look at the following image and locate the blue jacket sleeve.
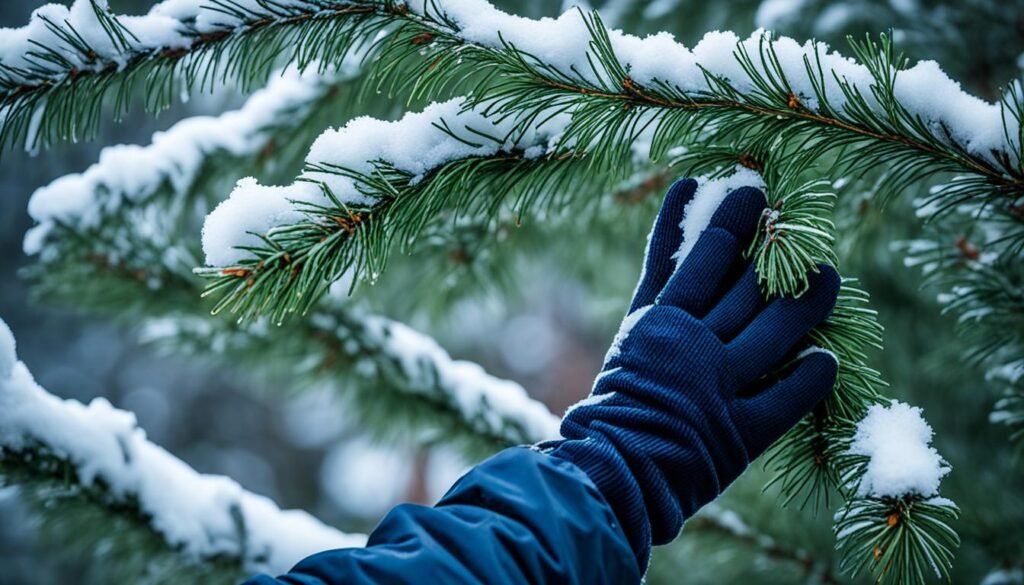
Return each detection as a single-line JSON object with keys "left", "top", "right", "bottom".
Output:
{"left": 242, "top": 447, "right": 641, "bottom": 585}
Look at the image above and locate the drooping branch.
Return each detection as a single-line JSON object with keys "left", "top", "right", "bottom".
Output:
{"left": 0, "top": 320, "right": 366, "bottom": 579}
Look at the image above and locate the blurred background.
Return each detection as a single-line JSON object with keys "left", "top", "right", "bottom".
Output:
{"left": 1, "top": 1, "right": 1023, "bottom": 583}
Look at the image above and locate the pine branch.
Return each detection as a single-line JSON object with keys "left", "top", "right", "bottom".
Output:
{"left": 140, "top": 303, "right": 561, "bottom": 451}
{"left": 0, "top": 320, "right": 366, "bottom": 580}
{"left": 182, "top": 3, "right": 1023, "bottom": 320}
{"left": 899, "top": 204, "right": 1024, "bottom": 444}
{"left": 24, "top": 63, "right": 350, "bottom": 260}
{"left": 193, "top": 97, "right": 611, "bottom": 323}
{"left": 9, "top": 0, "right": 1024, "bottom": 213}
{"left": 0, "top": 0, "right": 389, "bottom": 152}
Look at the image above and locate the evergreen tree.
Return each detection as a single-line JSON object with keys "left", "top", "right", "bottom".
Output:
{"left": 1, "top": 0, "right": 1022, "bottom": 583}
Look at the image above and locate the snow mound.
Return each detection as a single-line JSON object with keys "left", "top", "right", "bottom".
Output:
{"left": 849, "top": 400, "right": 950, "bottom": 498}
{"left": 0, "top": 318, "right": 15, "bottom": 379}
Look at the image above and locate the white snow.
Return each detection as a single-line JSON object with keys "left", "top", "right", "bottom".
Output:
{"left": 0, "top": 1, "right": 189, "bottom": 83}
{"left": 10, "top": 0, "right": 1002, "bottom": 266}
{"left": 149, "top": 0, "right": 324, "bottom": 34}
{"left": 2, "top": 0, "right": 1015, "bottom": 165}
{"left": 0, "top": 0, "right": 338, "bottom": 85}
{"left": 796, "top": 345, "right": 839, "bottom": 364}
{"left": 848, "top": 400, "right": 950, "bottom": 498}
{"left": 604, "top": 305, "right": 652, "bottom": 362}
{"left": 25, "top": 66, "right": 337, "bottom": 257}
{"left": 671, "top": 166, "right": 766, "bottom": 268}
{"left": 892, "top": 60, "right": 1005, "bottom": 157}
{"left": 411, "top": 1, "right": 1013, "bottom": 158}
{"left": 0, "top": 319, "right": 15, "bottom": 380}
{"left": 0, "top": 317, "right": 364, "bottom": 573}
{"left": 202, "top": 97, "right": 571, "bottom": 266}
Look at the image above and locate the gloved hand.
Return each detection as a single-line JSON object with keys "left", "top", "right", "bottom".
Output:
{"left": 544, "top": 178, "right": 841, "bottom": 573}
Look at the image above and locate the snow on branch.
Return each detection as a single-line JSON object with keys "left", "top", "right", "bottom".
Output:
{"left": 24, "top": 65, "right": 342, "bottom": 258}
{"left": 415, "top": 0, "right": 1015, "bottom": 161}
{"left": 4, "top": 0, "right": 1020, "bottom": 173}
{"left": 833, "top": 401, "right": 959, "bottom": 584}
{"left": 846, "top": 401, "right": 950, "bottom": 499}
{"left": 192, "top": 95, "right": 604, "bottom": 323}
{"left": 142, "top": 306, "right": 562, "bottom": 446}
{"left": 0, "top": 318, "right": 365, "bottom": 575}
{"left": 0, "top": 0, "right": 189, "bottom": 80}
{"left": 186, "top": 0, "right": 1024, "bottom": 327}
{"left": 0, "top": 0, "right": 347, "bottom": 84}
{"left": 22, "top": 86, "right": 558, "bottom": 453}
{"left": 333, "top": 310, "right": 561, "bottom": 444}
{"left": 201, "top": 97, "right": 570, "bottom": 266}
{"left": 0, "top": 0, "right": 378, "bottom": 150}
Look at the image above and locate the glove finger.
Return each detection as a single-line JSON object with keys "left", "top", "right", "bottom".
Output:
{"left": 726, "top": 265, "right": 841, "bottom": 386}
{"left": 703, "top": 264, "right": 767, "bottom": 342}
{"left": 657, "top": 186, "right": 766, "bottom": 316}
{"left": 732, "top": 349, "right": 838, "bottom": 455}
{"left": 629, "top": 178, "right": 698, "bottom": 312}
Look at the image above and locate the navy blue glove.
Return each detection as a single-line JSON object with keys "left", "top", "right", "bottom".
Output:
{"left": 545, "top": 178, "right": 841, "bottom": 573}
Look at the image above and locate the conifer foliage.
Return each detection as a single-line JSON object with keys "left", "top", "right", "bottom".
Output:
{"left": 3, "top": 1, "right": 1022, "bottom": 583}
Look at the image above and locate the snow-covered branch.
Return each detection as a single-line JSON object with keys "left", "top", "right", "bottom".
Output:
{"left": 185, "top": 0, "right": 1024, "bottom": 326}
{"left": 142, "top": 305, "right": 561, "bottom": 447}
{"left": 834, "top": 401, "right": 959, "bottom": 584}
{"left": 353, "top": 313, "right": 561, "bottom": 444}
{"left": 25, "top": 64, "right": 344, "bottom": 258}
{"left": 193, "top": 95, "right": 600, "bottom": 322}
{"left": 413, "top": 0, "right": 1012, "bottom": 157}
{"left": 200, "top": 97, "right": 570, "bottom": 266}
{"left": 4, "top": 0, "right": 1021, "bottom": 180}
{"left": 0, "top": 0, "right": 379, "bottom": 150}
{"left": 0, "top": 318, "right": 365, "bottom": 575}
